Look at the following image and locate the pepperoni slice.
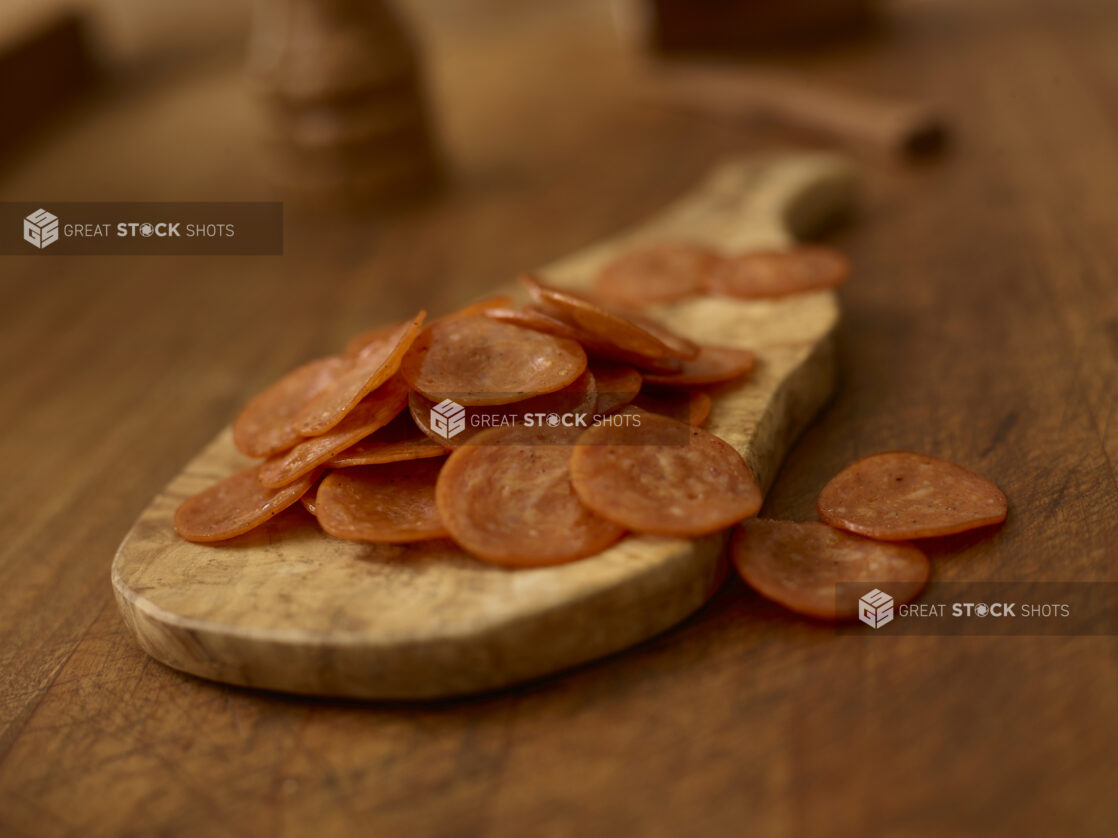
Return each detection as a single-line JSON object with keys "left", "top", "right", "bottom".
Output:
{"left": 400, "top": 314, "right": 587, "bottom": 406}
{"left": 232, "top": 356, "right": 347, "bottom": 458}
{"left": 327, "top": 413, "right": 448, "bottom": 467}
{"left": 514, "top": 304, "right": 686, "bottom": 374}
{"left": 344, "top": 321, "right": 403, "bottom": 358}
{"left": 436, "top": 424, "right": 626, "bottom": 566}
{"left": 731, "top": 519, "right": 930, "bottom": 619}
{"left": 295, "top": 311, "right": 425, "bottom": 435}
{"left": 316, "top": 460, "right": 448, "bottom": 543}
{"left": 520, "top": 274, "right": 699, "bottom": 362}
{"left": 484, "top": 300, "right": 686, "bottom": 374}
{"left": 570, "top": 410, "right": 762, "bottom": 536}
{"left": 481, "top": 306, "right": 581, "bottom": 341}
{"left": 259, "top": 377, "right": 409, "bottom": 488}
{"left": 631, "top": 390, "right": 712, "bottom": 426}
{"left": 817, "top": 451, "right": 1008, "bottom": 540}
{"left": 301, "top": 483, "right": 319, "bottom": 516}
{"left": 347, "top": 299, "right": 514, "bottom": 358}
{"left": 640, "top": 345, "right": 756, "bottom": 388}
{"left": 595, "top": 243, "right": 722, "bottom": 307}
{"left": 590, "top": 363, "right": 642, "bottom": 414}
{"left": 444, "top": 295, "right": 515, "bottom": 320}
{"left": 484, "top": 304, "right": 692, "bottom": 373}
{"left": 613, "top": 309, "right": 701, "bottom": 361}
{"left": 174, "top": 465, "right": 319, "bottom": 543}
{"left": 408, "top": 370, "right": 596, "bottom": 448}
{"left": 707, "top": 245, "right": 850, "bottom": 299}
{"left": 513, "top": 368, "right": 597, "bottom": 419}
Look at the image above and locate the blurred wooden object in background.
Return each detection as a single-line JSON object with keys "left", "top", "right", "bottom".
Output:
{"left": 648, "top": 64, "right": 946, "bottom": 160}
{"left": 0, "top": 8, "right": 99, "bottom": 162}
{"left": 249, "top": 0, "right": 442, "bottom": 210}
{"left": 647, "top": 0, "right": 879, "bottom": 53}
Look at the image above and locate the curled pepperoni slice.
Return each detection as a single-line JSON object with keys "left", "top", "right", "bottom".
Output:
{"left": 301, "top": 482, "right": 319, "bottom": 516}
{"left": 510, "top": 304, "right": 685, "bottom": 374}
{"left": 344, "top": 321, "right": 404, "bottom": 358}
{"left": 520, "top": 274, "right": 699, "bottom": 362}
{"left": 259, "top": 377, "right": 409, "bottom": 488}
{"left": 295, "top": 311, "right": 425, "bottom": 436}
{"left": 481, "top": 306, "right": 581, "bottom": 341}
{"left": 316, "top": 459, "right": 448, "bottom": 543}
{"left": 640, "top": 345, "right": 756, "bottom": 388}
{"left": 570, "top": 410, "right": 762, "bottom": 536}
{"left": 174, "top": 465, "right": 319, "bottom": 543}
{"left": 347, "top": 299, "right": 514, "bottom": 359}
{"left": 631, "top": 390, "right": 712, "bottom": 426}
{"left": 707, "top": 245, "right": 850, "bottom": 299}
{"left": 400, "top": 314, "right": 587, "bottom": 406}
{"left": 483, "top": 301, "right": 685, "bottom": 374}
{"left": 435, "top": 424, "right": 626, "bottom": 566}
{"left": 595, "top": 243, "right": 722, "bottom": 307}
{"left": 613, "top": 309, "right": 701, "bottom": 361}
{"left": 731, "top": 519, "right": 930, "bottom": 620}
{"left": 817, "top": 451, "right": 1008, "bottom": 540}
{"left": 232, "top": 356, "right": 347, "bottom": 458}
{"left": 444, "top": 295, "right": 515, "bottom": 321}
{"left": 590, "top": 363, "right": 642, "bottom": 414}
{"left": 327, "top": 413, "right": 448, "bottom": 467}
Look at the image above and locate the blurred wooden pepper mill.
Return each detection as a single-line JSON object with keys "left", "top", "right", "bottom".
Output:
{"left": 248, "top": 0, "right": 442, "bottom": 210}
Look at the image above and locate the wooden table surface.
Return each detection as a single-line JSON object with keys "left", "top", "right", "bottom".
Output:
{"left": 2, "top": 0, "right": 1116, "bottom": 835}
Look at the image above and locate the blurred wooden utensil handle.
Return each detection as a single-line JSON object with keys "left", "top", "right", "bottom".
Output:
{"left": 651, "top": 65, "right": 946, "bottom": 157}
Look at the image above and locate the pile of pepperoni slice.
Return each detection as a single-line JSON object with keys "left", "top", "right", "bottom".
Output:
{"left": 175, "top": 240, "right": 1008, "bottom": 619}
{"left": 177, "top": 242, "right": 834, "bottom": 565}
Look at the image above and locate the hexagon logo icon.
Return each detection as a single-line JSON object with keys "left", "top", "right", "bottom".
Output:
{"left": 24, "top": 208, "right": 59, "bottom": 249}
{"left": 430, "top": 398, "right": 466, "bottom": 439}
{"left": 858, "top": 588, "right": 894, "bottom": 629}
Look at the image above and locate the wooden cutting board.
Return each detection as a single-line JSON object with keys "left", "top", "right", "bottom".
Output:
{"left": 112, "top": 153, "right": 855, "bottom": 699}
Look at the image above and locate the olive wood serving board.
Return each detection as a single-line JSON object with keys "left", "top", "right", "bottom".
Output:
{"left": 112, "top": 152, "right": 855, "bottom": 699}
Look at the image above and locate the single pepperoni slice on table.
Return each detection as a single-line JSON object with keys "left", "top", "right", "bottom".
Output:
{"left": 316, "top": 459, "right": 448, "bottom": 543}
{"left": 259, "top": 377, "right": 409, "bottom": 488}
{"left": 174, "top": 465, "right": 320, "bottom": 543}
{"left": 435, "top": 424, "right": 626, "bottom": 566}
{"left": 295, "top": 311, "right": 426, "bottom": 435}
{"left": 707, "top": 246, "right": 850, "bottom": 299}
{"left": 570, "top": 410, "right": 762, "bottom": 537}
{"left": 640, "top": 345, "right": 756, "bottom": 388}
{"left": 817, "top": 451, "right": 1008, "bottom": 540}
{"left": 400, "top": 314, "right": 587, "bottom": 406}
{"left": 232, "top": 355, "right": 348, "bottom": 458}
{"left": 595, "top": 242, "right": 722, "bottom": 307}
{"left": 731, "top": 519, "right": 930, "bottom": 620}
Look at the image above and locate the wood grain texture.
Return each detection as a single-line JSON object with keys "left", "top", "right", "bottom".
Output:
{"left": 111, "top": 153, "right": 853, "bottom": 699}
{"left": 2, "top": 1, "right": 1118, "bottom": 835}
